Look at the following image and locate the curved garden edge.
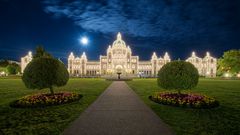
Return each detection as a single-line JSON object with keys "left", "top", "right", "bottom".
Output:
{"left": 10, "top": 92, "right": 83, "bottom": 108}
{"left": 149, "top": 92, "right": 220, "bottom": 109}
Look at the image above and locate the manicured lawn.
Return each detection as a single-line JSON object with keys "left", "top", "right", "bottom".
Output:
{"left": 0, "top": 78, "right": 111, "bottom": 134}
{"left": 127, "top": 78, "right": 240, "bottom": 135}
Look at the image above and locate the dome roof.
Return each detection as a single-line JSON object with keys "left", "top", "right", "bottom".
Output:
{"left": 112, "top": 32, "right": 126, "bottom": 48}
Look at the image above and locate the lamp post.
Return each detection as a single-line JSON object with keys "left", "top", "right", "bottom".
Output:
{"left": 117, "top": 72, "right": 121, "bottom": 79}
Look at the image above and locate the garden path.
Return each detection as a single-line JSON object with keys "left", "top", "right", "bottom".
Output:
{"left": 63, "top": 81, "right": 173, "bottom": 135}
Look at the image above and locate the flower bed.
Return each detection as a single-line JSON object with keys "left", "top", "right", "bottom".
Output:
{"left": 10, "top": 92, "right": 82, "bottom": 108}
{"left": 149, "top": 92, "right": 219, "bottom": 108}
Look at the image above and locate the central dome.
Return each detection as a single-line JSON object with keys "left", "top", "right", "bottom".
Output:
{"left": 112, "top": 32, "right": 126, "bottom": 48}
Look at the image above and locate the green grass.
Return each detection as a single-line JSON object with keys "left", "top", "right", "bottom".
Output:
{"left": 127, "top": 78, "right": 240, "bottom": 135}
{"left": 0, "top": 78, "right": 111, "bottom": 135}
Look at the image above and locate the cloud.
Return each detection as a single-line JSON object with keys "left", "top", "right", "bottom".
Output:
{"left": 42, "top": 0, "right": 239, "bottom": 40}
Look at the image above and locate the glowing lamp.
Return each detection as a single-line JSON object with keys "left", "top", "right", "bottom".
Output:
{"left": 224, "top": 73, "right": 231, "bottom": 78}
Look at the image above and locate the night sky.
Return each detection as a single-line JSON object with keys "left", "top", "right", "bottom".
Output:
{"left": 0, "top": 0, "right": 240, "bottom": 63}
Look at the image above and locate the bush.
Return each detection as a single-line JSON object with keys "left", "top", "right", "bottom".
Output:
{"left": 22, "top": 57, "right": 69, "bottom": 95}
{"left": 157, "top": 61, "right": 199, "bottom": 93}
{"left": 149, "top": 92, "right": 219, "bottom": 109}
{"left": 0, "top": 60, "right": 9, "bottom": 67}
{"left": 10, "top": 92, "right": 82, "bottom": 108}
{"left": 6, "top": 64, "right": 20, "bottom": 74}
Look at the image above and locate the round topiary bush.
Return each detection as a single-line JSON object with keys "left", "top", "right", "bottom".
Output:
{"left": 153, "top": 61, "right": 219, "bottom": 109}
{"left": 10, "top": 92, "right": 82, "bottom": 108}
{"left": 22, "top": 57, "right": 69, "bottom": 95}
{"left": 157, "top": 61, "right": 199, "bottom": 92}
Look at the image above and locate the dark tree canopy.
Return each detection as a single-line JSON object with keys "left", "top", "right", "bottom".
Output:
{"left": 22, "top": 57, "right": 69, "bottom": 94}
{"left": 217, "top": 50, "right": 240, "bottom": 76}
{"left": 157, "top": 61, "right": 199, "bottom": 93}
{"left": 0, "top": 60, "right": 9, "bottom": 67}
{"left": 33, "top": 46, "right": 52, "bottom": 59}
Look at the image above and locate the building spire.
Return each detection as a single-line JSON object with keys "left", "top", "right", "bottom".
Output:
{"left": 164, "top": 52, "right": 170, "bottom": 60}
{"left": 81, "top": 52, "right": 87, "bottom": 59}
{"left": 206, "top": 51, "right": 210, "bottom": 57}
{"left": 192, "top": 51, "right": 196, "bottom": 57}
{"left": 82, "top": 52, "right": 86, "bottom": 56}
{"left": 28, "top": 51, "right": 32, "bottom": 56}
{"left": 117, "top": 32, "right": 122, "bottom": 40}
{"left": 152, "top": 52, "right": 157, "bottom": 59}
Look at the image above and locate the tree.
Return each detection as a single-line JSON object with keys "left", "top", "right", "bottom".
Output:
{"left": 157, "top": 61, "right": 199, "bottom": 94}
{"left": 0, "top": 60, "right": 9, "bottom": 67}
{"left": 6, "top": 65, "right": 16, "bottom": 74}
{"left": 6, "top": 63, "right": 20, "bottom": 74}
{"left": 33, "top": 46, "right": 52, "bottom": 59}
{"left": 22, "top": 57, "right": 69, "bottom": 95}
{"left": 217, "top": 50, "right": 240, "bottom": 76}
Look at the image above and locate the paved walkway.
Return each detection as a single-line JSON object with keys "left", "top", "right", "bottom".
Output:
{"left": 63, "top": 81, "right": 173, "bottom": 135}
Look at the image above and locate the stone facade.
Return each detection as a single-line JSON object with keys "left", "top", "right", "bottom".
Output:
{"left": 186, "top": 52, "right": 217, "bottom": 77}
{"left": 68, "top": 33, "right": 171, "bottom": 78}
{"left": 21, "top": 33, "right": 217, "bottom": 77}
{"left": 20, "top": 51, "right": 32, "bottom": 73}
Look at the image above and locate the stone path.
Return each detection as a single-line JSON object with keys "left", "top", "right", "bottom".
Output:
{"left": 63, "top": 81, "right": 173, "bottom": 135}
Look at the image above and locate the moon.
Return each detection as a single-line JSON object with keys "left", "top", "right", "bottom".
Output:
{"left": 80, "top": 37, "right": 89, "bottom": 45}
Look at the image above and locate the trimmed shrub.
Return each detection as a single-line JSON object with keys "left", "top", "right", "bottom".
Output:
{"left": 10, "top": 92, "right": 82, "bottom": 108}
{"left": 149, "top": 92, "right": 219, "bottom": 109}
{"left": 157, "top": 61, "right": 199, "bottom": 93}
{"left": 22, "top": 57, "right": 69, "bottom": 95}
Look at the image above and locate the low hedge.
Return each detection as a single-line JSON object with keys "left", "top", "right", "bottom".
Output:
{"left": 10, "top": 92, "right": 82, "bottom": 108}
{"left": 149, "top": 92, "right": 219, "bottom": 109}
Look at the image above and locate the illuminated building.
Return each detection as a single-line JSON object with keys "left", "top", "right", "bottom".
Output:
{"left": 21, "top": 33, "right": 217, "bottom": 77}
